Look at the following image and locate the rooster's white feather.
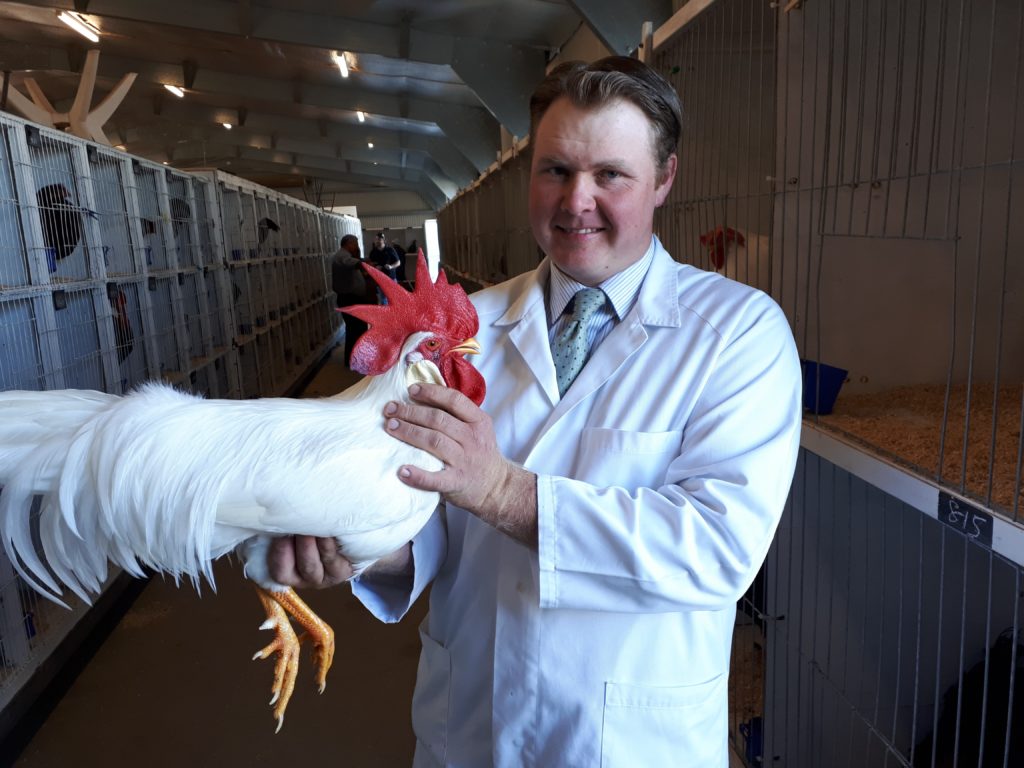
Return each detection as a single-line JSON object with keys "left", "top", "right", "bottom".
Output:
{"left": 0, "top": 332, "right": 447, "bottom": 606}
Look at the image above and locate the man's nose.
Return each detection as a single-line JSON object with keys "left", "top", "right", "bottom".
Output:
{"left": 561, "top": 175, "right": 597, "bottom": 215}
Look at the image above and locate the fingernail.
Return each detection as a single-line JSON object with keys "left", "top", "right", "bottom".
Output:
{"left": 399, "top": 467, "right": 411, "bottom": 478}
{"left": 409, "top": 383, "right": 421, "bottom": 395}
{"left": 387, "top": 418, "right": 400, "bottom": 430}
{"left": 384, "top": 401, "right": 397, "bottom": 415}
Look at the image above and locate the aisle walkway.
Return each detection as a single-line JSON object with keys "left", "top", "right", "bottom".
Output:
{"left": 14, "top": 345, "right": 426, "bottom": 768}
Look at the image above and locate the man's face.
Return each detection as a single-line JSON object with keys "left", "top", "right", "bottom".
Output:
{"left": 529, "top": 97, "right": 676, "bottom": 287}
{"left": 375, "top": 236, "right": 386, "bottom": 249}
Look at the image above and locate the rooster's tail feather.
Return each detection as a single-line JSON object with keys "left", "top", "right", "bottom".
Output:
{"left": 0, "top": 389, "right": 118, "bottom": 605}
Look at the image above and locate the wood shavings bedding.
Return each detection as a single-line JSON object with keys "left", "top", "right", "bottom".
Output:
{"left": 816, "top": 383, "right": 1023, "bottom": 517}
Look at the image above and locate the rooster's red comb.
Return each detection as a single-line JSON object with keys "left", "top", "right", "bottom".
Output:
{"left": 341, "top": 252, "right": 479, "bottom": 376}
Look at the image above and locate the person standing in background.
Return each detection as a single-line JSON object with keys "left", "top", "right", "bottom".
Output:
{"left": 331, "top": 234, "right": 369, "bottom": 368}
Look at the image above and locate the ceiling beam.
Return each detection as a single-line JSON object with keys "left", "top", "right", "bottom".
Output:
{"left": 108, "top": 98, "right": 479, "bottom": 187}
{"left": 449, "top": 39, "right": 545, "bottom": 141}
{"left": 0, "top": 39, "right": 498, "bottom": 174}
{"left": 169, "top": 144, "right": 449, "bottom": 209}
{"left": 565, "top": 0, "right": 674, "bottom": 56}
{"left": 6, "top": 0, "right": 551, "bottom": 139}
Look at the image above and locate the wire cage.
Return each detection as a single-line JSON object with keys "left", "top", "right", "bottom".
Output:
{"left": 87, "top": 148, "right": 137, "bottom": 279}
{"left": 165, "top": 171, "right": 200, "bottom": 270}
{"left": 129, "top": 161, "right": 171, "bottom": 273}
{"left": 0, "top": 122, "right": 355, "bottom": 717}
{"left": 0, "top": 296, "right": 45, "bottom": 391}
{"left": 26, "top": 127, "right": 98, "bottom": 284}
{"left": 0, "top": 123, "right": 29, "bottom": 291}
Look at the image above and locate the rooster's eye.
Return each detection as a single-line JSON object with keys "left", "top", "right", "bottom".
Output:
{"left": 424, "top": 339, "right": 441, "bottom": 351}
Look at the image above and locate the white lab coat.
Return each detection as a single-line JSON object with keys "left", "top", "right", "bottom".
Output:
{"left": 354, "top": 239, "right": 803, "bottom": 767}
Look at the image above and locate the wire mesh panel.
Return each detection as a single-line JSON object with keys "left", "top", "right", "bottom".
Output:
{"left": 166, "top": 172, "right": 199, "bottom": 269}
{"left": 146, "top": 277, "right": 182, "bottom": 375}
{"left": 773, "top": 0, "right": 1023, "bottom": 520}
{"left": 178, "top": 272, "right": 207, "bottom": 363}
{"left": 49, "top": 288, "right": 103, "bottom": 390}
{"left": 130, "top": 162, "right": 170, "bottom": 272}
{"left": 0, "top": 120, "right": 30, "bottom": 290}
{"left": 192, "top": 178, "right": 218, "bottom": 267}
{"left": 236, "top": 341, "right": 260, "bottom": 398}
{"left": 744, "top": 450, "right": 1023, "bottom": 768}
{"left": 106, "top": 280, "right": 147, "bottom": 393}
{"left": 654, "top": 1, "right": 776, "bottom": 293}
{"left": 26, "top": 129, "right": 96, "bottom": 283}
{"left": 0, "top": 297, "right": 45, "bottom": 390}
{"left": 87, "top": 149, "right": 136, "bottom": 279}
{"left": 220, "top": 187, "right": 246, "bottom": 262}
{"left": 209, "top": 355, "right": 231, "bottom": 399}
{"left": 238, "top": 190, "right": 259, "bottom": 260}
{"left": 228, "top": 264, "right": 253, "bottom": 337}
{"left": 204, "top": 267, "right": 228, "bottom": 352}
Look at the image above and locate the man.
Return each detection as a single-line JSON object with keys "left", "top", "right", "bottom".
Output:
{"left": 368, "top": 231, "right": 402, "bottom": 282}
{"left": 331, "top": 234, "right": 369, "bottom": 366}
{"left": 271, "top": 56, "right": 802, "bottom": 767}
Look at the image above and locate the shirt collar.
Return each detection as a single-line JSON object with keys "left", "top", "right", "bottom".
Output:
{"left": 547, "top": 236, "right": 656, "bottom": 325}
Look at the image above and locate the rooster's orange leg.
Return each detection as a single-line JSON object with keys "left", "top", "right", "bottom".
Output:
{"left": 252, "top": 586, "right": 302, "bottom": 732}
{"left": 273, "top": 587, "right": 336, "bottom": 694}
{"left": 251, "top": 586, "right": 336, "bottom": 733}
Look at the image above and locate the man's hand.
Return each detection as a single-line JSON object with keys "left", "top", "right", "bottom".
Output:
{"left": 268, "top": 537, "right": 414, "bottom": 589}
{"left": 384, "top": 383, "right": 538, "bottom": 547}
{"left": 268, "top": 536, "right": 354, "bottom": 589}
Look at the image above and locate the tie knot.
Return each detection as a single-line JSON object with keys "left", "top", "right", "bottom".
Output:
{"left": 570, "top": 288, "right": 606, "bottom": 323}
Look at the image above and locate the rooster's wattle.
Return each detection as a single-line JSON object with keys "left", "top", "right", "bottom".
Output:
{"left": 0, "top": 254, "right": 483, "bottom": 730}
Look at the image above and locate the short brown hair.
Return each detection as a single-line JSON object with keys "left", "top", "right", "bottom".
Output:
{"left": 529, "top": 56, "right": 682, "bottom": 172}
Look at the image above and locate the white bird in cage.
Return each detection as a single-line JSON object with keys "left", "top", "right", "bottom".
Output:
{"left": 0, "top": 255, "right": 484, "bottom": 732}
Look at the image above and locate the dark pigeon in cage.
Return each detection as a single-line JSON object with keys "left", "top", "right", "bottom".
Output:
{"left": 258, "top": 217, "right": 280, "bottom": 245}
{"left": 36, "top": 183, "right": 99, "bottom": 272}
{"left": 913, "top": 628, "right": 1023, "bottom": 767}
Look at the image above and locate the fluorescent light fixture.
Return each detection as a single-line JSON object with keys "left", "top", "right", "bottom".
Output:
{"left": 222, "top": 122, "right": 233, "bottom": 130}
{"left": 57, "top": 11, "right": 100, "bottom": 42}
{"left": 356, "top": 111, "right": 366, "bottom": 123}
{"left": 332, "top": 51, "right": 350, "bottom": 78}
{"left": 164, "top": 84, "right": 185, "bottom": 98}
{"left": 367, "top": 142, "right": 374, "bottom": 149}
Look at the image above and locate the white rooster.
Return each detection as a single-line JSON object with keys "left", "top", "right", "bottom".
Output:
{"left": 0, "top": 254, "right": 484, "bottom": 731}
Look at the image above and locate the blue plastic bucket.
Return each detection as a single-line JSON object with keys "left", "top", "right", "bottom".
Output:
{"left": 801, "top": 359, "right": 848, "bottom": 414}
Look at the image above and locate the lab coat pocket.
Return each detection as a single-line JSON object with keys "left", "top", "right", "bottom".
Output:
{"left": 411, "top": 623, "right": 451, "bottom": 765}
{"left": 600, "top": 674, "right": 727, "bottom": 768}
{"left": 575, "top": 428, "right": 683, "bottom": 488}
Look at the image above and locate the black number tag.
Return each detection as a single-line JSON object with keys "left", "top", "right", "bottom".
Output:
{"left": 937, "top": 492, "right": 994, "bottom": 548}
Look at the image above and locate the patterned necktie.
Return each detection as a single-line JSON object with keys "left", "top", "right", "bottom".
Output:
{"left": 552, "top": 287, "right": 606, "bottom": 396}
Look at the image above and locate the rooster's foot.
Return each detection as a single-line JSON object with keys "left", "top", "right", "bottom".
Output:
{"left": 253, "top": 587, "right": 302, "bottom": 732}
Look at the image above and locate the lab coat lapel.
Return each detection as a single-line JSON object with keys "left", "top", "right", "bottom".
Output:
{"left": 533, "top": 241, "right": 682, "bottom": 441}
{"left": 496, "top": 261, "right": 560, "bottom": 406}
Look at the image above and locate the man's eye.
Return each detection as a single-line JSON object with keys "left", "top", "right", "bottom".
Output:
{"left": 601, "top": 169, "right": 621, "bottom": 180}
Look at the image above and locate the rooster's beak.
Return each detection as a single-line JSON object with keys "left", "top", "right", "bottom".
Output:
{"left": 450, "top": 337, "right": 481, "bottom": 356}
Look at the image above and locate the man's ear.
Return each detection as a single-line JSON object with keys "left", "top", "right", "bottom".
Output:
{"left": 654, "top": 154, "right": 678, "bottom": 207}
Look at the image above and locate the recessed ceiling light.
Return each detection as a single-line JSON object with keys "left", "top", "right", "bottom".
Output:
{"left": 162, "top": 161, "right": 169, "bottom": 165}
{"left": 57, "top": 11, "right": 100, "bottom": 42}
{"left": 367, "top": 142, "right": 374, "bottom": 149}
{"left": 222, "top": 122, "right": 233, "bottom": 130}
{"left": 164, "top": 84, "right": 185, "bottom": 98}
{"left": 356, "top": 111, "right": 366, "bottom": 123}
{"left": 332, "top": 51, "right": 350, "bottom": 78}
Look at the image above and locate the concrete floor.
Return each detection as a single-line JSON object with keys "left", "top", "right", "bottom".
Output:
{"left": 15, "top": 345, "right": 428, "bottom": 767}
